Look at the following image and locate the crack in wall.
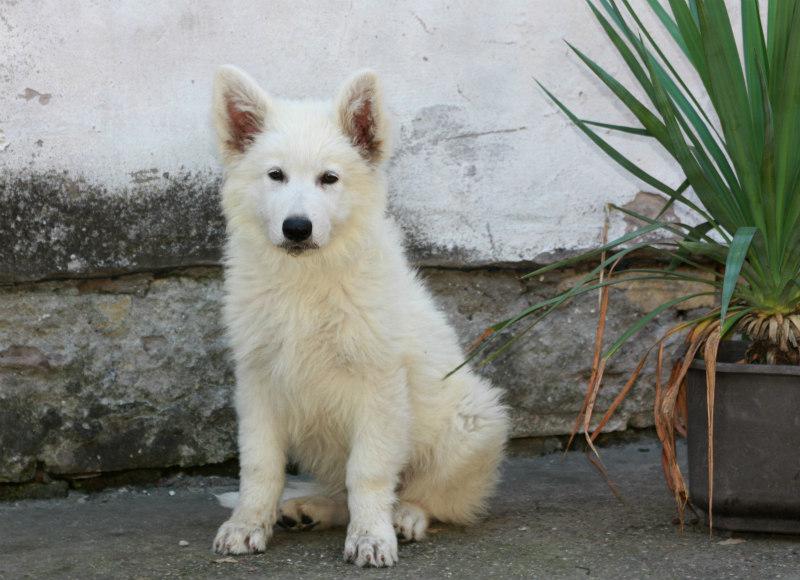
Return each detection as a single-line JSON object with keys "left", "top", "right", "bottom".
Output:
{"left": 438, "top": 126, "right": 528, "bottom": 142}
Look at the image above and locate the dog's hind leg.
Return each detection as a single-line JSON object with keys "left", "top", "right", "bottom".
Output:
{"left": 216, "top": 479, "right": 349, "bottom": 531}
{"left": 400, "top": 379, "right": 509, "bottom": 527}
{"left": 278, "top": 494, "right": 349, "bottom": 531}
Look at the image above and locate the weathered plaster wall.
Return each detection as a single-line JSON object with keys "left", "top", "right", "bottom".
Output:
{"left": 0, "top": 0, "right": 694, "bottom": 281}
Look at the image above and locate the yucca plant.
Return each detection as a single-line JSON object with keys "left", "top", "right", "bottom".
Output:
{"left": 463, "top": 0, "right": 800, "bottom": 526}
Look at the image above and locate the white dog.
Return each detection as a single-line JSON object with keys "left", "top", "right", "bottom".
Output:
{"left": 210, "top": 65, "right": 509, "bottom": 567}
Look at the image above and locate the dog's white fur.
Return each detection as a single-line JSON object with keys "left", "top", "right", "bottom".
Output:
{"left": 210, "top": 65, "right": 509, "bottom": 567}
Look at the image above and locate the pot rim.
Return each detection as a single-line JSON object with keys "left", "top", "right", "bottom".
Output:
{"left": 690, "top": 358, "right": 800, "bottom": 377}
{"left": 689, "top": 339, "right": 800, "bottom": 376}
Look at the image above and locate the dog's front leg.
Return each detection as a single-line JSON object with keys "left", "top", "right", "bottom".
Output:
{"left": 344, "top": 371, "right": 410, "bottom": 567}
{"left": 213, "top": 372, "right": 286, "bottom": 555}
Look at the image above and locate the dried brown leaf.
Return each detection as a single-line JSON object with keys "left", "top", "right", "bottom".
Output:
{"left": 703, "top": 329, "right": 721, "bottom": 535}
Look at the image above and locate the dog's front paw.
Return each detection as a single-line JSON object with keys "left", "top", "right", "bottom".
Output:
{"left": 213, "top": 519, "right": 270, "bottom": 555}
{"left": 344, "top": 524, "right": 398, "bottom": 567}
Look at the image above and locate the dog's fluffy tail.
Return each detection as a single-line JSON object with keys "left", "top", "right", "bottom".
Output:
{"left": 215, "top": 478, "right": 323, "bottom": 510}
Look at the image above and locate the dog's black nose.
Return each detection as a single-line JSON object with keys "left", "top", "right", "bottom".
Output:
{"left": 282, "top": 216, "right": 313, "bottom": 242}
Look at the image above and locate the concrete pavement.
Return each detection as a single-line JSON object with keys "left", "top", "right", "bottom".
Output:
{"left": 1, "top": 440, "right": 798, "bottom": 579}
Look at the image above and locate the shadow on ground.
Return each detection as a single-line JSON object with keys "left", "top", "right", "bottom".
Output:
{"left": 1, "top": 441, "right": 797, "bottom": 579}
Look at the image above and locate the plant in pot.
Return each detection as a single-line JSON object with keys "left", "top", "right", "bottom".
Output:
{"left": 466, "top": 0, "right": 800, "bottom": 532}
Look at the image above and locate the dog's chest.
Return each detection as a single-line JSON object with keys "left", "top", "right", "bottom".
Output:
{"left": 232, "top": 276, "right": 397, "bottom": 383}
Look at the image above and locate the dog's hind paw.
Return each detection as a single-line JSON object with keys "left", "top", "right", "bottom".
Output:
{"left": 393, "top": 502, "right": 429, "bottom": 542}
{"left": 212, "top": 519, "right": 269, "bottom": 555}
{"left": 278, "top": 495, "right": 348, "bottom": 531}
{"left": 344, "top": 526, "right": 398, "bottom": 567}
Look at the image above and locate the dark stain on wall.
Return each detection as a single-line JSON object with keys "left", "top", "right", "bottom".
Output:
{"left": 0, "top": 170, "right": 226, "bottom": 283}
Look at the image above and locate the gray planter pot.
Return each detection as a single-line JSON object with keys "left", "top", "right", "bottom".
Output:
{"left": 687, "top": 341, "right": 800, "bottom": 533}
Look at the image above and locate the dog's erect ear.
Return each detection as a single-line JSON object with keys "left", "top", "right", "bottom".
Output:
{"left": 335, "top": 70, "right": 390, "bottom": 165}
{"left": 213, "top": 65, "right": 271, "bottom": 163}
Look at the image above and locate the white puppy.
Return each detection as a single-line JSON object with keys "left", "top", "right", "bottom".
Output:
{"left": 210, "top": 66, "right": 509, "bottom": 567}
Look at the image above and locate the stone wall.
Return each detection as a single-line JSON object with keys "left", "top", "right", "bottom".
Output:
{"left": 0, "top": 258, "right": 711, "bottom": 485}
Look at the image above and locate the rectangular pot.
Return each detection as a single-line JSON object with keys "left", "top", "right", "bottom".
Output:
{"left": 687, "top": 341, "right": 800, "bottom": 533}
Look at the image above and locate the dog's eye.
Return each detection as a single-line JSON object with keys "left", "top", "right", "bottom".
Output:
{"left": 320, "top": 171, "right": 339, "bottom": 185}
{"left": 267, "top": 168, "right": 285, "bottom": 182}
